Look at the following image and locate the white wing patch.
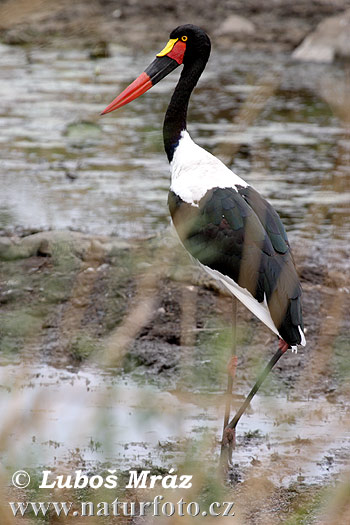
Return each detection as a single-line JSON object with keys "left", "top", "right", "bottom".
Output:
{"left": 170, "top": 130, "right": 248, "bottom": 205}
{"left": 198, "top": 261, "right": 306, "bottom": 351}
{"left": 298, "top": 325, "right": 306, "bottom": 346}
{"left": 199, "top": 261, "right": 280, "bottom": 337}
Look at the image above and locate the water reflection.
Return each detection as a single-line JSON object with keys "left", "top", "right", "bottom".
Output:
{"left": 1, "top": 362, "right": 349, "bottom": 487}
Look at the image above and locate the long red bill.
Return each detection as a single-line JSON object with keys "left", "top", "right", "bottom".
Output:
{"left": 101, "top": 52, "right": 182, "bottom": 116}
{"left": 101, "top": 72, "right": 152, "bottom": 115}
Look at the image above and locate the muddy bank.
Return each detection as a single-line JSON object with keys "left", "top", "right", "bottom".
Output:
{"left": 1, "top": 229, "right": 350, "bottom": 523}
{"left": 1, "top": 0, "right": 350, "bottom": 52}
{"left": 1, "top": 229, "right": 349, "bottom": 397}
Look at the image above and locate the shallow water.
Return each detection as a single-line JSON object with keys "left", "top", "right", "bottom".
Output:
{"left": 1, "top": 363, "right": 349, "bottom": 487}
{"left": 0, "top": 43, "right": 349, "bottom": 253}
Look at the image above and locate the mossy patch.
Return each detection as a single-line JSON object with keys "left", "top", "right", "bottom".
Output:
{"left": 68, "top": 334, "right": 100, "bottom": 361}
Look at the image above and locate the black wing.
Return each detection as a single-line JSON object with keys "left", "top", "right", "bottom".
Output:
{"left": 168, "top": 185, "right": 303, "bottom": 346}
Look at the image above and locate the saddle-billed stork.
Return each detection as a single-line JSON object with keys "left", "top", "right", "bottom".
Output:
{"left": 101, "top": 24, "right": 306, "bottom": 452}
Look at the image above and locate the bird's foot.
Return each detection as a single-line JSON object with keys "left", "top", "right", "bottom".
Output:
{"left": 278, "top": 339, "right": 289, "bottom": 353}
{"left": 222, "top": 427, "right": 236, "bottom": 449}
{"left": 227, "top": 355, "right": 238, "bottom": 378}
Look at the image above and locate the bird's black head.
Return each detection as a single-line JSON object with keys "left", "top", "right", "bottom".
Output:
{"left": 101, "top": 25, "right": 211, "bottom": 115}
{"left": 168, "top": 24, "right": 211, "bottom": 66}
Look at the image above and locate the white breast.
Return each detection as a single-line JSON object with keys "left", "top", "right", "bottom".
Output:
{"left": 170, "top": 130, "right": 247, "bottom": 205}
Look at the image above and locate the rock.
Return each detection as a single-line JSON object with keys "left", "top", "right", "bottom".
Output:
{"left": 37, "top": 239, "right": 51, "bottom": 257}
{"left": 0, "top": 236, "right": 36, "bottom": 260}
{"left": 0, "top": 231, "right": 132, "bottom": 261}
{"left": 216, "top": 15, "right": 255, "bottom": 37}
{"left": 0, "top": 237, "right": 12, "bottom": 258}
{"left": 63, "top": 121, "right": 102, "bottom": 146}
{"left": 112, "top": 9, "right": 122, "bottom": 19}
{"left": 292, "top": 9, "right": 350, "bottom": 63}
{"left": 65, "top": 171, "right": 78, "bottom": 181}
{"left": 89, "top": 40, "right": 110, "bottom": 59}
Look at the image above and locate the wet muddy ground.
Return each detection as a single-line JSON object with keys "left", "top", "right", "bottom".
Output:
{"left": 1, "top": 229, "right": 350, "bottom": 523}
{"left": 1, "top": 1, "right": 350, "bottom": 523}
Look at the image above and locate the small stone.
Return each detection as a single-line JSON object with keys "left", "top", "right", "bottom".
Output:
{"left": 63, "top": 121, "right": 102, "bottom": 144}
{"left": 216, "top": 15, "right": 255, "bottom": 37}
{"left": 37, "top": 239, "right": 51, "bottom": 257}
{"left": 89, "top": 41, "right": 110, "bottom": 59}
{"left": 112, "top": 9, "right": 122, "bottom": 19}
{"left": 84, "top": 267, "right": 96, "bottom": 273}
{"left": 97, "top": 263, "right": 109, "bottom": 272}
{"left": 66, "top": 171, "right": 78, "bottom": 181}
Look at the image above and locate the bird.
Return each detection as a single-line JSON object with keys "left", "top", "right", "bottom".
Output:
{"left": 101, "top": 24, "right": 306, "bottom": 444}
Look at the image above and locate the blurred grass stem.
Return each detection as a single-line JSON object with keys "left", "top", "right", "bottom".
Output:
{"left": 220, "top": 298, "right": 237, "bottom": 469}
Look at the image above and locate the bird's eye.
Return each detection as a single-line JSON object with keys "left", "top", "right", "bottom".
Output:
{"left": 181, "top": 36, "right": 188, "bottom": 42}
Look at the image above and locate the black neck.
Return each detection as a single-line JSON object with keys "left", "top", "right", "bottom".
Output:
{"left": 163, "top": 57, "right": 208, "bottom": 162}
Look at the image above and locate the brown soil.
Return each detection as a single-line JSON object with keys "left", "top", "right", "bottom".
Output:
{"left": 1, "top": 230, "right": 349, "bottom": 400}
{"left": 1, "top": 230, "right": 349, "bottom": 523}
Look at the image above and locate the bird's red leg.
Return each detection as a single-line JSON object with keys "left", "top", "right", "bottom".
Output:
{"left": 278, "top": 338, "right": 289, "bottom": 353}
